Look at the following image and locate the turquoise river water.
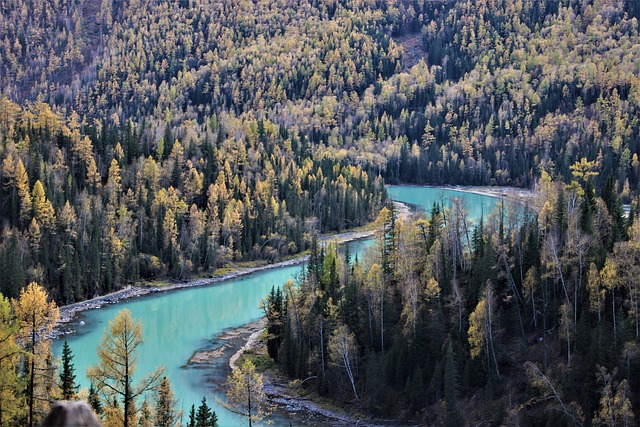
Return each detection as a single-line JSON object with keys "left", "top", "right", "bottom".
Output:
{"left": 52, "top": 186, "right": 498, "bottom": 426}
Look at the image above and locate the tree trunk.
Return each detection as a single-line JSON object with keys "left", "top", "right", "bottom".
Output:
{"left": 29, "top": 315, "right": 35, "bottom": 427}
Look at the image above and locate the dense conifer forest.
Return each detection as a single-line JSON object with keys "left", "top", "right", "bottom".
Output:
{"left": 2, "top": 0, "right": 639, "bottom": 302}
{"left": 1, "top": 0, "right": 640, "bottom": 424}
{"left": 265, "top": 174, "right": 638, "bottom": 425}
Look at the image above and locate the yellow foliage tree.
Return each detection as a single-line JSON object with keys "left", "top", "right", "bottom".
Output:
{"left": 31, "top": 180, "right": 55, "bottom": 230}
{"left": 223, "top": 360, "right": 270, "bottom": 427}
{"left": 15, "top": 158, "right": 31, "bottom": 225}
{"left": 12, "top": 282, "right": 60, "bottom": 427}
{"left": 0, "top": 294, "right": 23, "bottom": 425}
{"left": 468, "top": 282, "right": 500, "bottom": 379}
{"left": 87, "top": 309, "right": 164, "bottom": 427}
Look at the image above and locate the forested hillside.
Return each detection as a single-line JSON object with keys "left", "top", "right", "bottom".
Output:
{"left": 0, "top": 0, "right": 639, "bottom": 399}
{"left": 264, "top": 172, "right": 638, "bottom": 425}
{"left": 1, "top": 0, "right": 640, "bottom": 424}
{"left": 0, "top": 100, "right": 385, "bottom": 303}
{"left": 3, "top": 0, "right": 640, "bottom": 192}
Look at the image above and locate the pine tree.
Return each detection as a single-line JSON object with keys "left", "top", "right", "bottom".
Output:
{"left": 195, "top": 397, "right": 217, "bottom": 427}
{"left": 59, "top": 340, "right": 77, "bottom": 400}
{"left": 186, "top": 404, "right": 195, "bottom": 427}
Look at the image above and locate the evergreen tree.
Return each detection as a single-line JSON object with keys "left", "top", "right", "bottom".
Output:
{"left": 59, "top": 340, "right": 77, "bottom": 400}
{"left": 195, "top": 397, "right": 217, "bottom": 427}
{"left": 264, "top": 286, "right": 283, "bottom": 361}
{"left": 88, "top": 383, "right": 103, "bottom": 416}
{"left": 186, "top": 404, "right": 195, "bottom": 427}
{"left": 138, "top": 400, "right": 154, "bottom": 427}
{"left": 444, "top": 344, "right": 461, "bottom": 427}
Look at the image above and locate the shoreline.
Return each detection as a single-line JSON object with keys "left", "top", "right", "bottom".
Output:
{"left": 227, "top": 320, "right": 411, "bottom": 427}
{"left": 53, "top": 185, "right": 526, "bottom": 423}
{"left": 388, "top": 183, "right": 535, "bottom": 203}
{"left": 221, "top": 186, "right": 532, "bottom": 426}
{"left": 54, "top": 226, "right": 379, "bottom": 336}
{"left": 56, "top": 184, "right": 525, "bottom": 331}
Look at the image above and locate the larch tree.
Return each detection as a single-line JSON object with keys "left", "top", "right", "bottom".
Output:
{"left": 0, "top": 294, "right": 22, "bottom": 426}
{"left": 154, "top": 376, "right": 179, "bottom": 427}
{"left": 14, "top": 158, "right": 31, "bottom": 225}
{"left": 12, "top": 282, "right": 60, "bottom": 427}
{"left": 223, "top": 360, "right": 270, "bottom": 427}
{"left": 31, "top": 180, "right": 55, "bottom": 230}
{"left": 87, "top": 309, "right": 164, "bottom": 427}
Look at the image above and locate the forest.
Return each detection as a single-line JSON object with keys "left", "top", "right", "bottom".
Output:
{"left": 1, "top": 0, "right": 639, "bottom": 304}
{"left": 0, "top": 282, "right": 217, "bottom": 427}
{"left": 263, "top": 170, "right": 638, "bottom": 425}
{"left": 0, "top": 99, "right": 385, "bottom": 303}
{"left": 1, "top": 0, "right": 640, "bottom": 424}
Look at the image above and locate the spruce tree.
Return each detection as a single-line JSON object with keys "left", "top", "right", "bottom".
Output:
{"left": 195, "top": 397, "right": 217, "bottom": 427}
{"left": 138, "top": 400, "right": 154, "bottom": 427}
{"left": 59, "top": 340, "right": 78, "bottom": 400}
{"left": 444, "top": 344, "right": 461, "bottom": 427}
{"left": 88, "top": 383, "right": 103, "bottom": 416}
{"left": 187, "top": 404, "right": 195, "bottom": 427}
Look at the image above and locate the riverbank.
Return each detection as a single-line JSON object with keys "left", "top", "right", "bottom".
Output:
{"left": 445, "top": 184, "right": 535, "bottom": 204}
{"left": 54, "top": 222, "right": 388, "bottom": 336}
{"left": 389, "top": 183, "right": 535, "bottom": 204}
{"left": 184, "top": 319, "right": 366, "bottom": 426}
{"left": 226, "top": 321, "right": 414, "bottom": 427}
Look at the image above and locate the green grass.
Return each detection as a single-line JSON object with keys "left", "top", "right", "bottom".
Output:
{"left": 237, "top": 351, "right": 276, "bottom": 371}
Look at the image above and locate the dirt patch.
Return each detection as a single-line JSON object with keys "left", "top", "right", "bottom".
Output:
{"left": 395, "top": 32, "right": 425, "bottom": 70}
{"left": 188, "top": 344, "right": 232, "bottom": 364}
{"left": 186, "top": 319, "right": 265, "bottom": 367}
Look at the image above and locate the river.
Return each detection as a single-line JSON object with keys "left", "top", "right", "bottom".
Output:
{"left": 52, "top": 186, "right": 499, "bottom": 426}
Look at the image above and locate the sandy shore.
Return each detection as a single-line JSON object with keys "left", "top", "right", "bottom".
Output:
{"left": 446, "top": 185, "right": 535, "bottom": 203}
